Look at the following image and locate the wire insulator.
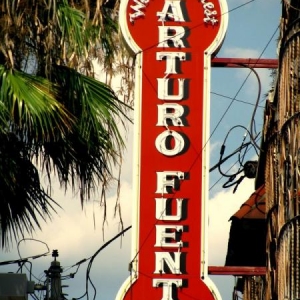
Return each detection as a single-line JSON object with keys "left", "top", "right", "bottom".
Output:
{"left": 52, "top": 250, "right": 59, "bottom": 258}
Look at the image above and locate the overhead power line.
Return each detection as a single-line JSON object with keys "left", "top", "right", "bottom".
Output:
{"left": 211, "top": 91, "right": 264, "bottom": 108}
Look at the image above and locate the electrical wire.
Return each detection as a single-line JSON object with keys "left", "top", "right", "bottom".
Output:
{"left": 72, "top": 225, "right": 131, "bottom": 300}
{"left": 0, "top": 238, "right": 50, "bottom": 272}
{"left": 208, "top": 26, "right": 279, "bottom": 193}
{"left": 209, "top": 136, "right": 261, "bottom": 191}
{"left": 208, "top": 25, "right": 279, "bottom": 152}
{"left": 211, "top": 91, "right": 265, "bottom": 108}
{"left": 17, "top": 238, "right": 50, "bottom": 282}
{"left": 209, "top": 142, "right": 252, "bottom": 172}
{"left": 213, "top": 63, "right": 263, "bottom": 175}
{"left": 239, "top": 64, "right": 263, "bottom": 151}
{"left": 16, "top": 260, "right": 33, "bottom": 280}
{"left": 0, "top": 258, "right": 29, "bottom": 266}
{"left": 62, "top": 263, "right": 81, "bottom": 278}
{"left": 211, "top": 64, "right": 263, "bottom": 190}
{"left": 30, "top": 293, "right": 40, "bottom": 300}
{"left": 216, "top": 125, "right": 259, "bottom": 178}
{"left": 209, "top": 167, "right": 231, "bottom": 191}
{"left": 34, "top": 289, "right": 44, "bottom": 300}
{"left": 0, "top": 237, "right": 50, "bottom": 287}
{"left": 134, "top": 0, "right": 255, "bottom": 54}
{"left": 209, "top": 68, "right": 259, "bottom": 150}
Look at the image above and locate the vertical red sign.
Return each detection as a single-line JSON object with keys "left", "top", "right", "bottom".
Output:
{"left": 116, "top": 0, "right": 228, "bottom": 299}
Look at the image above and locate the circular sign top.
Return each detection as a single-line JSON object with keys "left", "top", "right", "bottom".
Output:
{"left": 120, "top": 0, "right": 228, "bottom": 55}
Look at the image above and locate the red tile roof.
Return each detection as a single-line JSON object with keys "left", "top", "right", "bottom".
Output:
{"left": 231, "top": 185, "right": 265, "bottom": 220}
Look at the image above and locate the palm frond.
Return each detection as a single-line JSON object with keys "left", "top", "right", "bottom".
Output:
{"left": 0, "top": 133, "right": 59, "bottom": 248}
{"left": 0, "top": 65, "right": 74, "bottom": 141}
{"left": 54, "top": 65, "right": 130, "bottom": 143}
{"left": 57, "top": 0, "right": 86, "bottom": 58}
{"left": 0, "top": 0, "right": 134, "bottom": 248}
{"left": 41, "top": 66, "right": 131, "bottom": 203}
{"left": 0, "top": 100, "right": 9, "bottom": 133}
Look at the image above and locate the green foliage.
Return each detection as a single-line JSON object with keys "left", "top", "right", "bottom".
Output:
{"left": 0, "top": 0, "right": 132, "bottom": 248}
{"left": 0, "top": 66, "right": 72, "bottom": 139}
{"left": 57, "top": 0, "right": 86, "bottom": 57}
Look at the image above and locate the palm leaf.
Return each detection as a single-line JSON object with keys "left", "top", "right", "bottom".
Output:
{"left": 57, "top": 0, "right": 86, "bottom": 57}
{"left": 0, "top": 65, "right": 74, "bottom": 142}
{"left": 53, "top": 65, "right": 130, "bottom": 144}
{"left": 0, "top": 100, "right": 9, "bottom": 133}
{"left": 0, "top": 133, "right": 59, "bottom": 248}
{"left": 41, "top": 66, "right": 131, "bottom": 203}
{"left": 0, "top": 0, "right": 133, "bottom": 247}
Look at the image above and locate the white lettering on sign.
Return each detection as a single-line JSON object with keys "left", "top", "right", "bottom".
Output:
{"left": 157, "top": 78, "right": 185, "bottom": 100}
{"left": 154, "top": 0, "right": 189, "bottom": 298}
{"left": 156, "top": 52, "right": 186, "bottom": 74}
{"left": 157, "top": 0, "right": 185, "bottom": 22}
{"left": 129, "top": 0, "right": 149, "bottom": 22}
{"left": 128, "top": 0, "right": 219, "bottom": 24}
{"left": 155, "top": 225, "right": 183, "bottom": 247}
{"left": 152, "top": 279, "right": 183, "bottom": 300}
{"left": 156, "top": 171, "right": 185, "bottom": 194}
{"left": 200, "top": 0, "right": 218, "bottom": 25}
{"left": 155, "top": 198, "right": 184, "bottom": 221}
{"left": 155, "top": 130, "right": 185, "bottom": 156}
{"left": 157, "top": 103, "right": 185, "bottom": 127}
{"left": 154, "top": 252, "right": 182, "bottom": 274}
{"left": 158, "top": 26, "right": 186, "bottom": 48}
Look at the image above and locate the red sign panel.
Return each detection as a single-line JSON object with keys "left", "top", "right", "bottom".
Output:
{"left": 117, "top": 0, "right": 228, "bottom": 299}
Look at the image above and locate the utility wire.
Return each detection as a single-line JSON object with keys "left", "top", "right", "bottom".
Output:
{"left": 211, "top": 91, "right": 265, "bottom": 108}
{"left": 208, "top": 25, "right": 279, "bottom": 147}
{"left": 208, "top": 25, "right": 279, "bottom": 192}
{"left": 71, "top": 225, "right": 131, "bottom": 300}
{"left": 0, "top": 239, "right": 49, "bottom": 270}
{"left": 17, "top": 238, "right": 50, "bottom": 282}
{"left": 209, "top": 135, "right": 262, "bottom": 191}
{"left": 209, "top": 141, "right": 252, "bottom": 173}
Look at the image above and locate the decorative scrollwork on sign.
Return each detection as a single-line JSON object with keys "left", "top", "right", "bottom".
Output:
{"left": 129, "top": 0, "right": 150, "bottom": 23}
{"left": 200, "top": 0, "right": 218, "bottom": 25}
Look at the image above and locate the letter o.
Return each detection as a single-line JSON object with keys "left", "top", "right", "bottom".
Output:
{"left": 155, "top": 130, "right": 185, "bottom": 156}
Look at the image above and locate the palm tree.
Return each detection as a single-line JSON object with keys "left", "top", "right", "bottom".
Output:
{"left": 0, "top": 0, "right": 132, "bottom": 248}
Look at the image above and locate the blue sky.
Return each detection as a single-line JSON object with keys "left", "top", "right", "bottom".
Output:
{"left": 0, "top": 1, "right": 281, "bottom": 300}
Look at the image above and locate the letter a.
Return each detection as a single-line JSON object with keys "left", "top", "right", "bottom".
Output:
{"left": 157, "top": 0, "right": 185, "bottom": 22}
